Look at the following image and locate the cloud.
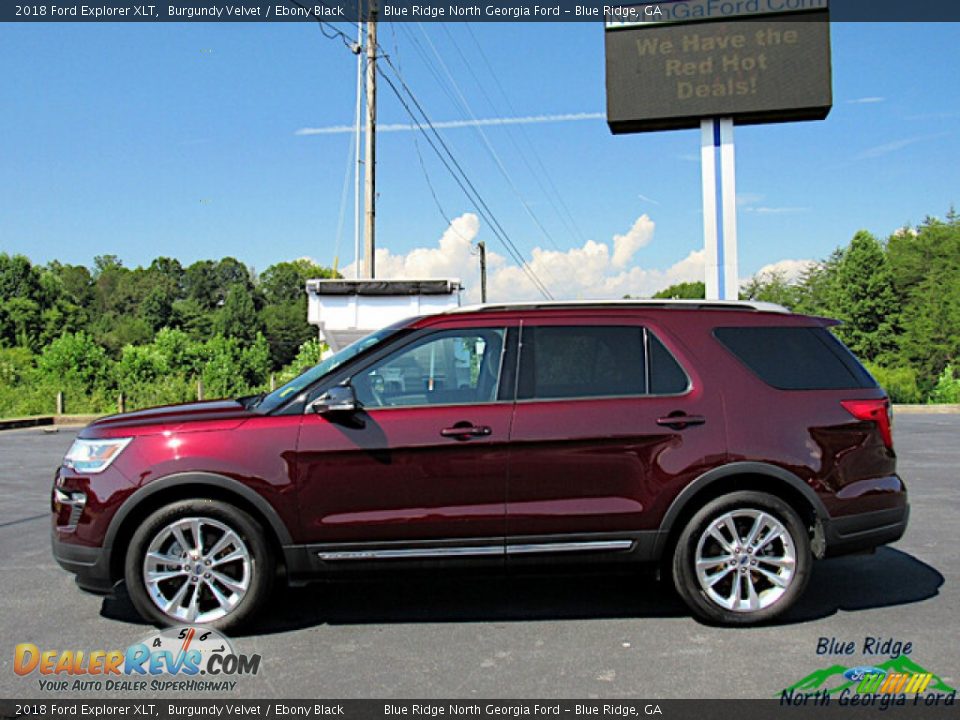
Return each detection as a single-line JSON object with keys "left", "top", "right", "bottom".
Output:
{"left": 637, "top": 193, "right": 661, "bottom": 205}
{"left": 846, "top": 96, "right": 885, "bottom": 104}
{"left": 855, "top": 132, "right": 950, "bottom": 160}
{"left": 295, "top": 112, "right": 605, "bottom": 136}
{"left": 749, "top": 259, "right": 816, "bottom": 284}
{"left": 612, "top": 215, "right": 655, "bottom": 268}
{"left": 341, "top": 213, "right": 704, "bottom": 303}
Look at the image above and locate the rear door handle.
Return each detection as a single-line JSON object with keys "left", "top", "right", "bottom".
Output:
{"left": 656, "top": 414, "right": 706, "bottom": 430}
{"left": 440, "top": 425, "right": 492, "bottom": 440}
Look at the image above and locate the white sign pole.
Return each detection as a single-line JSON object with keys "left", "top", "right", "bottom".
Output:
{"left": 700, "top": 117, "right": 739, "bottom": 300}
{"left": 719, "top": 118, "right": 739, "bottom": 300}
{"left": 700, "top": 119, "right": 720, "bottom": 300}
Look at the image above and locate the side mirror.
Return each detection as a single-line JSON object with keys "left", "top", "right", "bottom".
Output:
{"left": 308, "top": 384, "right": 357, "bottom": 415}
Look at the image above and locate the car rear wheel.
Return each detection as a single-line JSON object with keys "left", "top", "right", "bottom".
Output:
{"left": 124, "top": 499, "right": 274, "bottom": 630}
{"left": 672, "top": 491, "right": 811, "bottom": 625}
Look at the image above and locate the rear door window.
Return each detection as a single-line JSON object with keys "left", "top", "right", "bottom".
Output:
{"left": 714, "top": 326, "right": 877, "bottom": 390}
{"left": 517, "top": 325, "right": 689, "bottom": 400}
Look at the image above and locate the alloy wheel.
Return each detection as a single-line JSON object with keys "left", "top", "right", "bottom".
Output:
{"left": 693, "top": 508, "right": 797, "bottom": 613}
{"left": 142, "top": 516, "right": 251, "bottom": 623}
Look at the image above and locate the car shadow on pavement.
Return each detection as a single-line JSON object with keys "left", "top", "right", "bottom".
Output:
{"left": 779, "top": 546, "right": 944, "bottom": 623}
{"left": 99, "top": 547, "right": 943, "bottom": 634}
{"left": 243, "top": 568, "right": 688, "bottom": 635}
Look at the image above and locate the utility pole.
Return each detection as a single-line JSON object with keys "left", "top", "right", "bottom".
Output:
{"left": 362, "top": 0, "right": 377, "bottom": 279}
{"left": 353, "top": 18, "right": 363, "bottom": 279}
{"left": 478, "top": 241, "right": 487, "bottom": 303}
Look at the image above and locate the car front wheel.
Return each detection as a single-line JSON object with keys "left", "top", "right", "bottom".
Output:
{"left": 124, "top": 499, "right": 274, "bottom": 630}
{"left": 672, "top": 491, "right": 811, "bottom": 625}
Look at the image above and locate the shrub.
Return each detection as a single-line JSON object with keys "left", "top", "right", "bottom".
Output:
{"left": 277, "top": 339, "right": 326, "bottom": 384}
{"left": 863, "top": 363, "right": 923, "bottom": 404}
{"left": 37, "top": 332, "right": 113, "bottom": 392}
{"left": 929, "top": 364, "right": 960, "bottom": 404}
{"left": 0, "top": 347, "right": 35, "bottom": 387}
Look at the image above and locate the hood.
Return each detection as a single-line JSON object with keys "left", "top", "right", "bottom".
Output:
{"left": 80, "top": 399, "right": 254, "bottom": 438}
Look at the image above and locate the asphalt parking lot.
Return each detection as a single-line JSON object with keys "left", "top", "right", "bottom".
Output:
{"left": 0, "top": 415, "right": 957, "bottom": 699}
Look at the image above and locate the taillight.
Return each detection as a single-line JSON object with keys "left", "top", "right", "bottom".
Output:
{"left": 841, "top": 398, "right": 894, "bottom": 450}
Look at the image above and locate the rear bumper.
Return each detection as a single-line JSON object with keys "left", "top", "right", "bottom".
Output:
{"left": 51, "top": 533, "right": 114, "bottom": 594}
{"left": 822, "top": 504, "right": 910, "bottom": 557}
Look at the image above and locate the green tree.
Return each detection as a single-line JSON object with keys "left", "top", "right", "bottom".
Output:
{"left": 0, "top": 253, "right": 43, "bottom": 348}
{"left": 740, "top": 271, "right": 801, "bottom": 308}
{"left": 3, "top": 297, "right": 41, "bottom": 349}
{"left": 37, "top": 332, "right": 112, "bottom": 392}
{"left": 37, "top": 269, "right": 88, "bottom": 345}
{"left": 260, "top": 302, "right": 315, "bottom": 368}
{"left": 45, "top": 261, "right": 95, "bottom": 310}
{"left": 259, "top": 259, "right": 335, "bottom": 305}
{"left": 152, "top": 327, "right": 200, "bottom": 376}
{"left": 147, "top": 257, "right": 185, "bottom": 297}
{"left": 888, "top": 216, "right": 960, "bottom": 385}
{"left": 171, "top": 298, "right": 214, "bottom": 339}
{"left": 198, "top": 333, "right": 270, "bottom": 398}
{"left": 214, "top": 285, "right": 261, "bottom": 342}
{"left": 792, "top": 250, "right": 843, "bottom": 317}
{"left": 140, "top": 286, "right": 174, "bottom": 332}
{"left": 652, "top": 281, "right": 705, "bottom": 299}
{"left": 94, "top": 315, "right": 153, "bottom": 356}
{"left": 831, "top": 231, "right": 900, "bottom": 364}
{"left": 92, "top": 255, "right": 130, "bottom": 315}
{"left": 0, "top": 253, "right": 42, "bottom": 301}
{"left": 116, "top": 344, "right": 168, "bottom": 392}
{"left": 184, "top": 260, "right": 219, "bottom": 309}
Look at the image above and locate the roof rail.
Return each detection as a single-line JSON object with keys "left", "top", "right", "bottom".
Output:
{"left": 447, "top": 299, "right": 791, "bottom": 314}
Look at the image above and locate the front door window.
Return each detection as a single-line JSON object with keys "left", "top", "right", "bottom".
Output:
{"left": 353, "top": 329, "right": 506, "bottom": 408}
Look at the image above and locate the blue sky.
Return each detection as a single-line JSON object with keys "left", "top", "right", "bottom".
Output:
{"left": 1, "top": 20, "right": 957, "bottom": 300}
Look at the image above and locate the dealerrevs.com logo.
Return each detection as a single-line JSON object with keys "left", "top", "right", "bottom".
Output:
{"left": 14, "top": 626, "right": 260, "bottom": 692}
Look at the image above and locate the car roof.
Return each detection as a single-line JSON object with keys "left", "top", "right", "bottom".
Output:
{"left": 443, "top": 299, "right": 791, "bottom": 315}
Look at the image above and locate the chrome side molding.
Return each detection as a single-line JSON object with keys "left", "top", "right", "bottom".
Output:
{"left": 317, "top": 539, "right": 634, "bottom": 561}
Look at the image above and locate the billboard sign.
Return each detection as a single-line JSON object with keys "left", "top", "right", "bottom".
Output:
{"left": 605, "top": 1, "right": 832, "bottom": 133}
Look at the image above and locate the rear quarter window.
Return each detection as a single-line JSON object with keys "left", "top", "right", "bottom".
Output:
{"left": 713, "top": 326, "right": 878, "bottom": 390}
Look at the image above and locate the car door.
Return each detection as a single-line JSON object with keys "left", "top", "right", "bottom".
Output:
{"left": 505, "top": 318, "right": 724, "bottom": 562}
{"left": 295, "top": 325, "right": 515, "bottom": 561}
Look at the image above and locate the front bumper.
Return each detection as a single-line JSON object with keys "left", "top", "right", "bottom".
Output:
{"left": 51, "top": 533, "right": 114, "bottom": 594}
{"left": 822, "top": 504, "right": 910, "bottom": 557}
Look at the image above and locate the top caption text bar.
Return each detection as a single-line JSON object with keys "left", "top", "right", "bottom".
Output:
{"left": 4, "top": 0, "right": 960, "bottom": 22}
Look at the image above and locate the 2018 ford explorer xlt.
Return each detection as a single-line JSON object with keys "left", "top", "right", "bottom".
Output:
{"left": 52, "top": 301, "right": 908, "bottom": 628}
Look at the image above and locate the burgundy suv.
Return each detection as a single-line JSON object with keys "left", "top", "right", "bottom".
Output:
{"left": 52, "top": 301, "right": 908, "bottom": 628}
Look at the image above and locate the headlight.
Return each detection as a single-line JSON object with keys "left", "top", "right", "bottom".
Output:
{"left": 63, "top": 438, "right": 132, "bottom": 474}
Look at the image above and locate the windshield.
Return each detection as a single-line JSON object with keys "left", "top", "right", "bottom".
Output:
{"left": 254, "top": 322, "right": 408, "bottom": 413}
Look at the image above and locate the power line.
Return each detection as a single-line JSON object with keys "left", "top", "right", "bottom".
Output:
{"left": 463, "top": 23, "right": 590, "bottom": 247}
{"left": 374, "top": 62, "right": 554, "bottom": 300}
{"left": 295, "top": 12, "right": 554, "bottom": 299}
{"left": 389, "top": 26, "right": 472, "bottom": 246}
{"left": 416, "top": 24, "right": 566, "bottom": 257}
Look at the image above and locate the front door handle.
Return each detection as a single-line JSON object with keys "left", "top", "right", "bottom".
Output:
{"left": 656, "top": 413, "right": 706, "bottom": 430}
{"left": 440, "top": 424, "right": 492, "bottom": 440}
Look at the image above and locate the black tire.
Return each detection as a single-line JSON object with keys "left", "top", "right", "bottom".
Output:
{"left": 124, "top": 499, "right": 274, "bottom": 631}
{"left": 672, "top": 491, "right": 811, "bottom": 625}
